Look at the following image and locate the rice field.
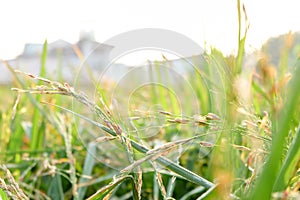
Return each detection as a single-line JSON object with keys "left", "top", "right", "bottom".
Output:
{"left": 1, "top": 1, "right": 300, "bottom": 199}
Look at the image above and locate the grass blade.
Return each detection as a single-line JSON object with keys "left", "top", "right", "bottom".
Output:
{"left": 30, "top": 40, "right": 48, "bottom": 150}
{"left": 78, "top": 142, "right": 97, "bottom": 200}
{"left": 235, "top": 0, "right": 248, "bottom": 75}
{"left": 248, "top": 60, "right": 300, "bottom": 199}
{"left": 86, "top": 175, "right": 133, "bottom": 200}
{"left": 179, "top": 186, "right": 205, "bottom": 200}
{"left": 47, "top": 174, "right": 64, "bottom": 200}
{"left": 273, "top": 126, "right": 300, "bottom": 191}
{"left": 0, "top": 188, "right": 9, "bottom": 200}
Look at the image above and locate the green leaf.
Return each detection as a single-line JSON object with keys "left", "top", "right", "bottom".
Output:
{"left": 273, "top": 126, "right": 300, "bottom": 191}
{"left": 179, "top": 186, "right": 205, "bottom": 200}
{"left": 8, "top": 111, "right": 23, "bottom": 162}
{"left": 30, "top": 40, "right": 48, "bottom": 150}
{"left": 235, "top": 0, "right": 248, "bottom": 75}
{"left": 86, "top": 175, "right": 133, "bottom": 200}
{"left": 252, "top": 81, "right": 271, "bottom": 103}
{"left": 0, "top": 188, "right": 9, "bottom": 200}
{"left": 78, "top": 142, "right": 97, "bottom": 200}
{"left": 248, "top": 59, "right": 300, "bottom": 199}
{"left": 47, "top": 174, "right": 64, "bottom": 200}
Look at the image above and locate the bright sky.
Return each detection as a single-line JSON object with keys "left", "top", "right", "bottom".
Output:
{"left": 1, "top": 0, "right": 300, "bottom": 63}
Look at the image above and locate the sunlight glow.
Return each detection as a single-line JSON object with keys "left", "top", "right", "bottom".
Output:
{"left": 0, "top": 0, "right": 299, "bottom": 60}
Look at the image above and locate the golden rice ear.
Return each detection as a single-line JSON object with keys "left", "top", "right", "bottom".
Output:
{"left": 193, "top": 115, "right": 209, "bottom": 126}
{"left": 257, "top": 55, "right": 277, "bottom": 85}
{"left": 206, "top": 113, "right": 220, "bottom": 120}
{"left": 285, "top": 31, "right": 294, "bottom": 49}
{"left": 158, "top": 110, "right": 172, "bottom": 116}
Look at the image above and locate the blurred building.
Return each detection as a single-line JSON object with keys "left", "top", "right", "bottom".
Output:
{"left": 1, "top": 31, "right": 114, "bottom": 84}
{"left": 0, "top": 31, "right": 208, "bottom": 85}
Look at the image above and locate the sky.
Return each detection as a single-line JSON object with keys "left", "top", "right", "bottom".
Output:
{"left": 1, "top": 0, "right": 300, "bottom": 64}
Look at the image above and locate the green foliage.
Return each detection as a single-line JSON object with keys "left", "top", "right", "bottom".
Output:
{"left": 247, "top": 59, "right": 300, "bottom": 199}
